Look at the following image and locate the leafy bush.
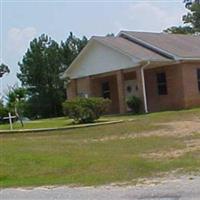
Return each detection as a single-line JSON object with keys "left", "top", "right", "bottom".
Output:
{"left": 63, "top": 97, "right": 111, "bottom": 123}
{"left": 126, "top": 96, "right": 141, "bottom": 114}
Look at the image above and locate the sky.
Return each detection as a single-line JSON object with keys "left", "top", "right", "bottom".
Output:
{"left": 0, "top": 0, "right": 187, "bottom": 97}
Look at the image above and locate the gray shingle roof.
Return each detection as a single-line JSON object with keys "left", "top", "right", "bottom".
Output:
{"left": 93, "top": 36, "right": 169, "bottom": 61}
{"left": 120, "top": 31, "right": 200, "bottom": 59}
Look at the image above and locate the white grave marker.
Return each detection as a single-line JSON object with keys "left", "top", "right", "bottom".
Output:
{"left": 3, "top": 113, "right": 16, "bottom": 130}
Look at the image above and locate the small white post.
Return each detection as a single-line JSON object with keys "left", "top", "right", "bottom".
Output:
{"left": 8, "top": 112, "right": 13, "bottom": 130}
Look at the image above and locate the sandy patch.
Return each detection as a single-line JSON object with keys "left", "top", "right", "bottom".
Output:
{"left": 83, "top": 120, "right": 200, "bottom": 144}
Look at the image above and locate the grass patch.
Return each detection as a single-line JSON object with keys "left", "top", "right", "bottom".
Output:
{"left": 0, "top": 117, "right": 111, "bottom": 131}
{"left": 0, "top": 134, "right": 187, "bottom": 187}
{"left": 0, "top": 117, "right": 73, "bottom": 130}
{"left": 0, "top": 107, "right": 200, "bottom": 187}
{"left": 104, "top": 107, "right": 200, "bottom": 123}
{"left": 0, "top": 107, "right": 199, "bottom": 131}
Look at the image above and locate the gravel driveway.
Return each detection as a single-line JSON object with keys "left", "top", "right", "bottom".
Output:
{"left": 0, "top": 176, "right": 200, "bottom": 200}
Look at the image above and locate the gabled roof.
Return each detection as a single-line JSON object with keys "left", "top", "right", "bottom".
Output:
{"left": 93, "top": 36, "right": 169, "bottom": 61}
{"left": 64, "top": 31, "right": 200, "bottom": 78}
{"left": 119, "top": 31, "right": 200, "bottom": 59}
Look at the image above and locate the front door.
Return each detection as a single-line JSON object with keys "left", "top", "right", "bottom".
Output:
{"left": 124, "top": 80, "right": 139, "bottom": 111}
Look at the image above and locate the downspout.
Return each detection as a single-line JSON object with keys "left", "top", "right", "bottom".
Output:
{"left": 141, "top": 61, "right": 151, "bottom": 113}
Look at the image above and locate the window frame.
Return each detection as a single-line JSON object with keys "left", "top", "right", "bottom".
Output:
{"left": 156, "top": 72, "right": 168, "bottom": 96}
{"left": 101, "top": 81, "right": 111, "bottom": 99}
{"left": 197, "top": 69, "right": 200, "bottom": 92}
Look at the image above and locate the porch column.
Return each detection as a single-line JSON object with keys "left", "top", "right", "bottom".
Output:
{"left": 116, "top": 70, "right": 126, "bottom": 114}
{"left": 136, "top": 67, "right": 146, "bottom": 112}
{"left": 67, "top": 79, "right": 77, "bottom": 100}
{"left": 85, "top": 76, "right": 92, "bottom": 97}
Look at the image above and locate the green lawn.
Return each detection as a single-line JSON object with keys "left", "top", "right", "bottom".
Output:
{"left": 0, "top": 117, "right": 73, "bottom": 130}
{"left": 0, "top": 108, "right": 200, "bottom": 188}
{"left": 1, "top": 107, "right": 200, "bottom": 131}
{"left": 0, "top": 116, "right": 116, "bottom": 131}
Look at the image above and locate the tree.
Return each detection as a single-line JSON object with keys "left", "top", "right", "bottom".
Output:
{"left": 17, "top": 33, "right": 88, "bottom": 118}
{"left": 106, "top": 33, "right": 115, "bottom": 37}
{"left": 60, "top": 32, "right": 88, "bottom": 68}
{"left": 183, "top": 2, "right": 200, "bottom": 33}
{"left": 6, "top": 87, "right": 28, "bottom": 126}
{"left": 164, "top": 26, "right": 195, "bottom": 34}
{"left": 17, "top": 34, "right": 65, "bottom": 118}
{"left": 164, "top": 1, "right": 200, "bottom": 34}
{"left": 0, "top": 63, "right": 10, "bottom": 78}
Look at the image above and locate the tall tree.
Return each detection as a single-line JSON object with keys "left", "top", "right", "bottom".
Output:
{"left": 60, "top": 32, "right": 88, "bottom": 68}
{"left": 164, "top": 1, "right": 200, "bottom": 34}
{"left": 17, "top": 34, "right": 65, "bottom": 118}
{"left": 17, "top": 33, "right": 88, "bottom": 118}
{"left": 0, "top": 63, "right": 10, "bottom": 78}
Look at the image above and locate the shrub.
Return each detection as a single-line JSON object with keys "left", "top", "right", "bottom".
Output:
{"left": 63, "top": 97, "right": 111, "bottom": 123}
{"left": 126, "top": 96, "right": 141, "bottom": 114}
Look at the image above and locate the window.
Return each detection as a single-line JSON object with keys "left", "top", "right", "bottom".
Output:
{"left": 102, "top": 81, "right": 110, "bottom": 99}
{"left": 78, "top": 93, "right": 88, "bottom": 98}
{"left": 157, "top": 72, "right": 168, "bottom": 95}
{"left": 197, "top": 69, "right": 200, "bottom": 92}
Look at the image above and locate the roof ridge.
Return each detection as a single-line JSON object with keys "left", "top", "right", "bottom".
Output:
{"left": 119, "top": 32, "right": 176, "bottom": 60}
{"left": 120, "top": 30, "right": 198, "bottom": 38}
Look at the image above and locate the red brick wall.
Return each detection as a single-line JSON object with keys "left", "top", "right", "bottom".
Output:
{"left": 91, "top": 75, "right": 120, "bottom": 114}
{"left": 67, "top": 63, "right": 200, "bottom": 114}
{"left": 182, "top": 63, "right": 200, "bottom": 108}
{"left": 67, "top": 79, "right": 77, "bottom": 100}
{"left": 67, "top": 74, "right": 120, "bottom": 114}
{"left": 76, "top": 77, "right": 91, "bottom": 97}
{"left": 145, "top": 64, "right": 185, "bottom": 112}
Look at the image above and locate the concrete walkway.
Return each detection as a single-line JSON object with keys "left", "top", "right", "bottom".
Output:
{"left": 1, "top": 176, "right": 200, "bottom": 200}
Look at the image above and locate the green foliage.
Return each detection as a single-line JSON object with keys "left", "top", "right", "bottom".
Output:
{"left": 0, "top": 63, "right": 10, "bottom": 78}
{"left": 183, "top": 2, "right": 200, "bottom": 33}
{"left": 60, "top": 32, "right": 88, "bottom": 68}
{"left": 17, "top": 33, "right": 87, "bottom": 118}
{"left": 6, "top": 87, "right": 28, "bottom": 122}
{"left": 63, "top": 97, "right": 111, "bottom": 123}
{"left": 17, "top": 34, "right": 65, "bottom": 118}
{"left": 164, "top": 26, "right": 195, "bottom": 34}
{"left": 164, "top": 2, "right": 200, "bottom": 34}
{"left": 126, "top": 96, "right": 141, "bottom": 114}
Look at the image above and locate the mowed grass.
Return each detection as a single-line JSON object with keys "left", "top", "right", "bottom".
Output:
{"left": 0, "top": 117, "right": 73, "bottom": 130}
{"left": 0, "top": 107, "right": 200, "bottom": 130}
{"left": 0, "top": 108, "right": 200, "bottom": 188}
{"left": 0, "top": 116, "right": 116, "bottom": 131}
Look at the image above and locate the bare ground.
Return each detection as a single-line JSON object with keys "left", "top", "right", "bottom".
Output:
{"left": 85, "top": 119, "right": 200, "bottom": 141}
{"left": 82, "top": 119, "right": 200, "bottom": 160}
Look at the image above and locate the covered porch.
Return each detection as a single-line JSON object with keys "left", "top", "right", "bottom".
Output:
{"left": 67, "top": 60, "right": 181, "bottom": 114}
{"left": 69, "top": 66, "right": 146, "bottom": 114}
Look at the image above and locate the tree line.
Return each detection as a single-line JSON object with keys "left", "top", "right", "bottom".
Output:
{"left": 0, "top": 33, "right": 88, "bottom": 120}
{"left": 17, "top": 33, "right": 88, "bottom": 118}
